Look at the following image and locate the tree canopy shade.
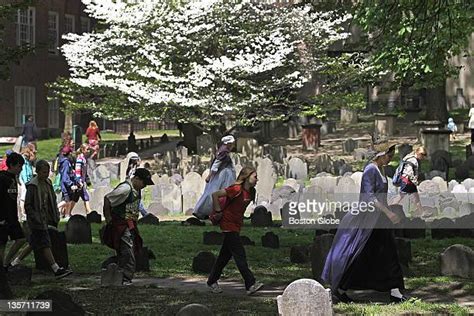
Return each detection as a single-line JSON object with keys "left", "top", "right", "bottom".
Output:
{"left": 50, "top": 0, "right": 352, "bottom": 127}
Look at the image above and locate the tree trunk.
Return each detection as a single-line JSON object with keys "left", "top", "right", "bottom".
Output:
{"left": 423, "top": 82, "right": 448, "bottom": 122}
{"left": 63, "top": 110, "right": 73, "bottom": 134}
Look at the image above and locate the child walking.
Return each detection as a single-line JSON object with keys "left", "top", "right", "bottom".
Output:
{"left": 207, "top": 167, "right": 263, "bottom": 295}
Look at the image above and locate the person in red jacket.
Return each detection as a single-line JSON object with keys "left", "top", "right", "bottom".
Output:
{"left": 85, "top": 120, "right": 101, "bottom": 160}
{"left": 207, "top": 166, "right": 263, "bottom": 295}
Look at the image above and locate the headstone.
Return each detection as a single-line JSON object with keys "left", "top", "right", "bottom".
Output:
{"left": 277, "top": 279, "right": 332, "bottom": 316}
{"left": 313, "top": 153, "right": 333, "bottom": 174}
{"left": 101, "top": 263, "right": 123, "bottom": 287}
{"left": 147, "top": 202, "right": 169, "bottom": 217}
{"left": 181, "top": 217, "right": 205, "bottom": 226}
{"left": 255, "top": 158, "right": 277, "bottom": 203}
{"left": 455, "top": 164, "right": 470, "bottom": 181}
{"left": 342, "top": 138, "right": 357, "bottom": 154}
{"left": 261, "top": 232, "right": 279, "bottom": 249}
{"left": 425, "top": 170, "right": 446, "bottom": 181}
{"left": 28, "top": 290, "right": 85, "bottom": 315}
{"left": 250, "top": 206, "right": 273, "bottom": 227}
{"left": 7, "top": 265, "right": 32, "bottom": 285}
{"left": 65, "top": 215, "right": 92, "bottom": 244}
{"left": 290, "top": 246, "right": 309, "bottom": 264}
{"left": 282, "top": 179, "right": 300, "bottom": 194}
{"left": 177, "top": 304, "right": 214, "bottom": 316}
{"left": 338, "top": 163, "right": 353, "bottom": 176}
{"left": 287, "top": 157, "right": 308, "bottom": 180}
{"left": 203, "top": 231, "right": 224, "bottom": 245}
{"left": 136, "top": 246, "right": 151, "bottom": 272}
{"left": 137, "top": 214, "right": 160, "bottom": 225}
{"left": 237, "top": 137, "right": 261, "bottom": 160}
{"left": 86, "top": 211, "right": 102, "bottom": 224}
{"left": 431, "top": 150, "right": 452, "bottom": 167}
{"left": 398, "top": 144, "right": 413, "bottom": 160}
{"left": 431, "top": 156, "right": 450, "bottom": 173}
{"left": 353, "top": 148, "right": 369, "bottom": 161}
{"left": 196, "top": 134, "right": 214, "bottom": 156}
{"left": 310, "top": 234, "right": 334, "bottom": 282}
{"left": 192, "top": 251, "right": 216, "bottom": 274}
{"left": 440, "top": 244, "right": 474, "bottom": 279}
{"left": 92, "top": 165, "right": 111, "bottom": 188}
{"left": 240, "top": 236, "right": 255, "bottom": 246}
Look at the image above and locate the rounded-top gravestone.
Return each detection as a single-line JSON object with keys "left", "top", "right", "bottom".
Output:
{"left": 65, "top": 215, "right": 92, "bottom": 244}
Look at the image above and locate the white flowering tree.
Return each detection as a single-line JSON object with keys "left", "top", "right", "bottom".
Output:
{"left": 52, "top": 0, "right": 352, "bottom": 131}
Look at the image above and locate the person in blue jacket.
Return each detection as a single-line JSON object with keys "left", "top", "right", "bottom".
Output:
{"left": 57, "top": 146, "right": 79, "bottom": 220}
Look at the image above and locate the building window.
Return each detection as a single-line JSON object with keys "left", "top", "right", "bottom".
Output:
{"left": 48, "top": 11, "right": 59, "bottom": 54}
{"left": 16, "top": 7, "right": 35, "bottom": 46}
{"left": 80, "top": 16, "right": 90, "bottom": 34}
{"left": 48, "top": 99, "right": 60, "bottom": 128}
{"left": 14, "top": 87, "right": 35, "bottom": 127}
{"left": 64, "top": 14, "right": 75, "bottom": 34}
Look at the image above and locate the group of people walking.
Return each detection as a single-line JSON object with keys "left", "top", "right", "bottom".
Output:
{"left": 1, "top": 122, "right": 430, "bottom": 301}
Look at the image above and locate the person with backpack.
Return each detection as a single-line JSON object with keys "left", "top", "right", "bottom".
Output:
{"left": 102, "top": 168, "right": 154, "bottom": 285}
{"left": 57, "top": 146, "right": 79, "bottom": 220}
{"left": 207, "top": 167, "right": 263, "bottom": 295}
{"left": 391, "top": 146, "right": 427, "bottom": 216}
{"left": 71, "top": 144, "right": 93, "bottom": 215}
{"left": 18, "top": 144, "right": 36, "bottom": 222}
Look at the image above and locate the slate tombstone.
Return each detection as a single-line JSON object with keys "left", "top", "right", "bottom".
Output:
{"left": 181, "top": 217, "right": 205, "bottom": 226}
{"left": 137, "top": 214, "right": 160, "bottom": 225}
{"left": 192, "top": 252, "right": 216, "bottom": 274}
{"left": 101, "top": 263, "right": 123, "bottom": 287}
{"left": 277, "top": 279, "right": 332, "bottom": 316}
{"left": 86, "top": 211, "right": 102, "bottom": 224}
{"left": 290, "top": 246, "right": 310, "bottom": 264}
{"left": 353, "top": 148, "right": 369, "bottom": 161}
{"left": 261, "top": 232, "right": 279, "bottom": 249}
{"left": 287, "top": 157, "right": 308, "bottom": 180}
{"left": 310, "top": 233, "right": 334, "bottom": 282}
{"left": 27, "top": 290, "right": 85, "bottom": 316}
{"left": 65, "top": 215, "right": 92, "bottom": 244}
{"left": 313, "top": 153, "right": 334, "bottom": 174}
{"left": 250, "top": 206, "right": 273, "bottom": 227}
{"left": 203, "top": 231, "right": 224, "bottom": 245}
{"left": 342, "top": 138, "right": 358, "bottom": 155}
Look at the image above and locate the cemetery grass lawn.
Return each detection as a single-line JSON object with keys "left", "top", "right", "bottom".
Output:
{"left": 14, "top": 222, "right": 474, "bottom": 314}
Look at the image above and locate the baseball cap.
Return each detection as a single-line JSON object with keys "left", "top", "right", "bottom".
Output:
{"left": 133, "top": 168, "right": 154, "bottom": 185}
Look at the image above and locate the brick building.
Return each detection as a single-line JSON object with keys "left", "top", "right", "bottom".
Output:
{"left": 0, "top": 0, "right": 91, "bottom": 138}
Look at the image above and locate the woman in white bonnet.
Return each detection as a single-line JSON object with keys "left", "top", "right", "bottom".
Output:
{"left": 193, "top": 135, "right": 236, "bottom": 219}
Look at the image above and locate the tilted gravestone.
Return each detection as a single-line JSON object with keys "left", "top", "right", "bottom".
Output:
{"left": 277, "top": 279, "right": 332, "bottom": 316}
{"left": 65, "top": 215, "right": 92, "bottom": 244}
{"left": 138, "top": 213, "right": 160, "bottom": 225}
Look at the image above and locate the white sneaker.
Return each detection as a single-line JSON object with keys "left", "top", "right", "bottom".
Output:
{"left": 208, "top": 282, "right": 223, "bottom": 294}
{"left": 246, "top": 282, "right": 263, "bottom": 295}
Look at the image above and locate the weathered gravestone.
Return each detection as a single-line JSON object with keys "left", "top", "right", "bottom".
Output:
{"left": 65, "top": 215, "right": 92, "bottom": 244}
{"left": 290, "top": 246, "right": 310, "bottom": 264}
{"left": 310, "top": 234, "right": 334, "bottom": 282}
{"left": 181, "top": 217, "right": 205, "bottom": 226}
{"left": 342, "top": 138, "right": 357, "bottom": 155}
{"left": 353, "top": 148, "right": 369, "bottom": 161}
{"left": 287, "top": 157, "right": 308, "bottom": 180}
{"left": 92, "top": 165, "right": 111, "bottom": 188}
{"left": 313, "top": 153, "right": 334, "bottom": 174}
{"left": 277, "top": 279, "right": 332, "bottom": 316}
{"left": 261, "top": 232, "right": 279, "bottom": 249}
{"left": 27, "top": 290, "right": 85, "bottom": 316}
{"left": 203, "top": 231, "right": 224, "bottom": 245}
{"left": 440, "top": 244, "right": 474, "bottom": 279}
{"left": 255, "top": 157, "right": 277, "bottom": 203}
{"left": 86, "top": 211, "right": 102, "bottom": 224}
{"left": 138, "top": 214, "right": 160, "bottom": 225}
{"left": 101, "top": 263, "right": 123, "bottom": 287}
{"left": 250, "top": 206, "right": 273, "bottom": 227}
{"left": 192, "top": 252, "right": 216, "bottom": 274}
{"left": 177, "top": 304, "right": 214, "bottom": 316}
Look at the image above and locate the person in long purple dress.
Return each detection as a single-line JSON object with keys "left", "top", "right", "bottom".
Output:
{"left": 322, "top": 143, "right": 408, "bottom": 303}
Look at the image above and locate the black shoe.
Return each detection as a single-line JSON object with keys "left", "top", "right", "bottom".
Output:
{"left": 334, "top": 291, "right": 354, "bottom": 303}
{"left": 390, "top": 295, "right": 409, "bottom": 303}
{"left": 54, "top": 267, "right": 73, "bottom": 279}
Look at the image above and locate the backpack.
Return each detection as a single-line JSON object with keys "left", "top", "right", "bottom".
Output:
{"left": 392, "top": 159, "right": 416, "bottom": 187}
